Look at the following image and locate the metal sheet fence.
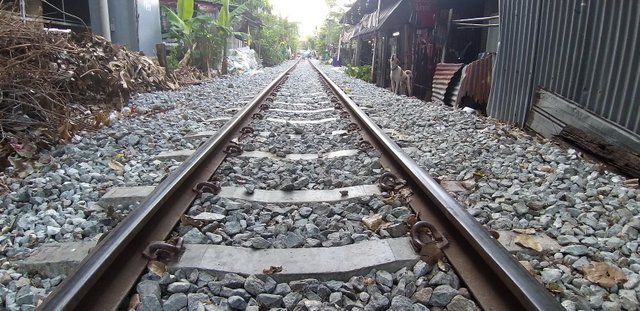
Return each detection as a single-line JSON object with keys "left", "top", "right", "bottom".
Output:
{"left": 488, "top": 0, "right": 640, "bottom": 135}
{"left": 487, "top": 0, "right": 540, "bottom": 126}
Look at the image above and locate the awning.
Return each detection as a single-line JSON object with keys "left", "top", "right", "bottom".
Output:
{"left": 349, "top": 0, "right": 409, "bottom": 39}
{"left": 341, "top": 25, "right": 357, "bottom": 42}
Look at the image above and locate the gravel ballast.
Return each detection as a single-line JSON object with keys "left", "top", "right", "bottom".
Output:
{"left": 4, "top": 57, "right": 636, "bottom": 310}
{"left": 320, "top": 63, "right": 640, "bottom": 310}
{"left": 0, "top": 63, "right": 293, "bottom": 310}
{"left": 135, "top": 262, "right": 479, "bottom": 311}
{"left": 179, "top": 195, "right": 413, "bottom": 249}
{"left": 176, "top": 61, "right": 406, "bottom": 250}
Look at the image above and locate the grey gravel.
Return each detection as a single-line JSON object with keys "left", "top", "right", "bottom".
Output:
{"left": 390, "top": 295, "right": 413, "bottom": 310}
{"left": 256, "top": 293, "right": 283, "bottom": 307}
{"left": 136, "top": 280, "right": 161, "bottom": 299}
{"left": 181, "top": 228, "right": 209, "bottom": 244}
{"left": 138, "top": 295, "right": 162, "bottom": 311}
{"left": 227, "top": 295, "right": 247, "bottom": 310}
{"left": 167, "top": 281, "right": 192, "bottom": 294}
{"left": 10, "top": 59, "right": 635, "bottom": 310}
{"left": 163, "top": 293, "right": 188, "bottom": 311}
{"left": 136, "top": 260, "right": 479, "bottom": 311}
{"left": 178, "top": 196, "right": 411, "bottom": 249}
{"left": 244, "top": 275, "right": 266, "bottom": 296}
{"left": 429, "top": 285, "right": 458, "bottom": 307}
{"left": 0, "top": 60, "right": 291, "bottom": 307}
{"left": 218, "top": 154, "right": 381, "bottom": 190}
{"left": 321, "top": 63, "right": 640, "bottom": 310}
{"left": 147, "top": 62, "right": 481, "bottom": 311}
{"left": 447, "top": 294, "right": 480, "bottom": 311}
{"left": 375, "top": 270, "right": 394, "bottom": 288}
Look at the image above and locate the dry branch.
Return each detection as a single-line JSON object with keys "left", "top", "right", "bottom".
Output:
{"left": 0, "top": 10, "right": 195, "bottom": 166}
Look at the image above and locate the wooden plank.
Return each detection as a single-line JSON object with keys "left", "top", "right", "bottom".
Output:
{"left": 526, "top": 106, "right": 566, "bottom": 138}
{"left": 533, "top": 89, "right": 640, "bottom": 153}
{"left": 559, "top": 126, "right": 640, "bottom": 177}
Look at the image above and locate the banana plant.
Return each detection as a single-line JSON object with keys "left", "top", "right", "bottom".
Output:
{"left": 162, "top": 0, "right": 213, "bottom": 67}
{"left": 162, "top": 0, "right": 194, "bottom": 34}
{"left": 215, "top": 0, "right": 249, "bottom": 74}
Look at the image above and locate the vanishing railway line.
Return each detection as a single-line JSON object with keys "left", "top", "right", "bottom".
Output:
{"left": 38, "top": 60, "right": 563, "bottom": 311}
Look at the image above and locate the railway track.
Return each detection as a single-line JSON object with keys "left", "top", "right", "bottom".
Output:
{"left": 38, "top": 60, "right": 563, "bottom": 311}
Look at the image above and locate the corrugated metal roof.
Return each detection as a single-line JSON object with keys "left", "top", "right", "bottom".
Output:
{"left": 431, "top": 63, "right": 464, "bottom": 102}
{"left": 351, "top": 0, "right": 405, "bottom": 38}
{"left": 342, "top": 0, "right": 397, "bottom": 25}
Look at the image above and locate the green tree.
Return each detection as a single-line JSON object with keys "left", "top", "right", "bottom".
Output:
{"left": 164, "top": 0, "right": 300, "bottom": 71}
{"left": 311, "top": 0, "right": 345, "bottom": 61}
{"left": 231, "top": 0, "right": 272, "bottom": 14}
{"left": 254, "top": 14, "right": 299, "bottom": 66}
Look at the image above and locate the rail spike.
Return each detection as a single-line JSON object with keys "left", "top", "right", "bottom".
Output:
{"left": 192, "top": 181, "right": 221, "bottom": 195}
{"left": 142, "top": 237, "right": 184, "bottom": 261}
{"left": 378, "top": 172, "right": 406, "bottom": 192}
{"left": 358, "top": 140, "right": 373, "bottom": 151}
{"left": 410, "top": 221, "right": 449, "bottom": 265}
{"left": 239, "top": 126, "right": 254, "bottom": 139}
{"left": 346, "top": 123, "right": 360, "bottom": 132}
{"left": 224, "top": 144, "right": 243, "bottom": 156}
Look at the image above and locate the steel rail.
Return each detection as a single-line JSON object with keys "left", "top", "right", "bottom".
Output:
{"left": 311, "top": 61, "right": 563, "bottom": 311}
{"left": 38, "top": 61, "right": 299, "bottom": 311}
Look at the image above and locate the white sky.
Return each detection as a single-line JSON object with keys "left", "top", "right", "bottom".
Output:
{"left": 269, "top": 0, "right": 351, "bottom": 39}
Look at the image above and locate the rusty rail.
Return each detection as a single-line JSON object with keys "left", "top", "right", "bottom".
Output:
{"left": 38, "top": 59, "right": 562, "bottom": 310}
{"left": 310, "top": 61, "right": 563, "bottom": 311}
{"left": 37, "top": 61, "right": 299, "bottom": 311}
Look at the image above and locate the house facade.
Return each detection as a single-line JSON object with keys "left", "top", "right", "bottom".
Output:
{"left": 341, "top": 0, "right": 498, "bottom": 101}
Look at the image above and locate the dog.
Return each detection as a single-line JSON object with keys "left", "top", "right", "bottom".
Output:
{"left": 390, "top": 54, "right": 412, "bottom": 96}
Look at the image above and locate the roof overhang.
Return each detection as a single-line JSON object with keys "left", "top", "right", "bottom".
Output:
{"left": 346, "top": 0, "right": 411, "bottom": 39}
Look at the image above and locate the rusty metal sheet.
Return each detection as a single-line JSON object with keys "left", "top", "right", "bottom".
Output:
{"left": 431, "top": 63, "right": 463, "bottom": 102}
{"left": 454, "top": 54, "right": 495, "bottom": 109}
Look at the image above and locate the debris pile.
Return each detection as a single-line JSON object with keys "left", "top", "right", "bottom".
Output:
{"left": 172, "top": 65, "right": 208, "bottom": 85}
{"left": 228, "top": 47, "right": 260, "bottom": 74}
{"left": 0, "top": 11, "right": 191, "bottom": 165}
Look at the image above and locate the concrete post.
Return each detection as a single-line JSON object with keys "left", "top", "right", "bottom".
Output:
{"left": 99, "top": 0, "right": 111, "bottom": 41}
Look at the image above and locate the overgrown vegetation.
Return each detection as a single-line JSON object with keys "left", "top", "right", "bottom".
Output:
{"left": 0, "top": 8, "right": 200, "bottom": 166}
{"left": 345, "top": 64, "right": 371, "bottom": 82}
{"left": 162, "top": 0, "right": 247, "bottom": 74}
{"left": 163, "top": 0, "right": 299, "bottom": 72}
{"left": 308, "top": 0, "right": 345, "bottom": 61}
{"left": 232, "top": 0, "right": 299, "bottom": 66}
{"left": 254, "top": 14, "right": 299, "bottom": 66}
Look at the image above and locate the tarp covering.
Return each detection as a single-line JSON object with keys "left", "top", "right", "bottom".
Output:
{"left": 350, "top": 0, "right": 407, "bottom": 38}
{"left": 341, "top": 25, "right": 357, "bottom": 42}
{"left": 227, "top": 47, "right": 259, "bottom": 74}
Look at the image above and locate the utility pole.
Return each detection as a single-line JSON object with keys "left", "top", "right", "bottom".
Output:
{"left": 19, "top": 0, "right": 26, "bottom": 22}
{"left": 370, "top": 0, "right": 381, "bottom": 82}
{"left": 441, "top": 9, "right": 452, "bottom": 63}
{"left": 99, "top": 0, "right": 111, "bottom": 41}
{"left": 336, "top": 25, "right": 343, "bottom": 64}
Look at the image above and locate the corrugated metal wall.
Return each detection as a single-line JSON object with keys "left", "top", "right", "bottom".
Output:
{"left": 488, "top": 0, "right": 640, "bottom": 135}
{"left": 487, "top": 0, "right": 541, "bottom": 125}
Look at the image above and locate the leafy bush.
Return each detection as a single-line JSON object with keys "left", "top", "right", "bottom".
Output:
{"left": 166, "top": 47, "right": 181, "bottom": 71}
{"left": 260, "top": 44, "right": 287, "bottom": 67}
{"left": 255, "top": 13, "right": 298, "bottom": 67}
{"left": 345, "top": 64, "right": 371, "bottom": 82}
